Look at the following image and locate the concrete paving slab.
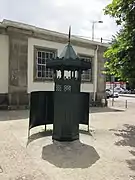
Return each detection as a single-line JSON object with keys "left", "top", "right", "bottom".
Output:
{"left": 0, "top": 105, "right": 135, "bottom": 179}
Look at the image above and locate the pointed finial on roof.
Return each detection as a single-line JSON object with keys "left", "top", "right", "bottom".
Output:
{"left": 68, "top": 26, "right": 71, "bottom": 44}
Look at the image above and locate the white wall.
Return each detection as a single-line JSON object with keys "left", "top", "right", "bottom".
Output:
{"left": 0, "top": 35, "right": 9, "bottom": 93}
{"left": 28, "top": 37, "right": 94, "bottom": 93}
{"left": 81, "top": 83, "right": 93, "bottom": 92}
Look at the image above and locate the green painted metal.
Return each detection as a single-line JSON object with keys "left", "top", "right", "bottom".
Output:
{"left": 46, "top": 27, "right": 90, "bottom": 141}
{"left": 29, "top": 27, "right": 90, "bottom": 141}
{"left": 59, "top": 43, "right": 78, "bottom": 59}
{"left": 46, "top": 28, "right": 91, "bottom": 71}
{"left": 52, "top": 92, "right": 89, "bottom": 141}
{"left": 29, "top": 91, "right": 54, "bottom": 129}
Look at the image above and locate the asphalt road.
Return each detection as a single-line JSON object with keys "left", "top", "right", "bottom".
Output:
{"left": 108, "top": 95, "right": 135, "bottom": 109}
{"left": 118, "top": 96, "right": 135, "bottom": 103}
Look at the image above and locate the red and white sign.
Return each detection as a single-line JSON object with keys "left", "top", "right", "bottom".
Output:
{"left": 106, "top": 82, "right": 126, "bottom": 89}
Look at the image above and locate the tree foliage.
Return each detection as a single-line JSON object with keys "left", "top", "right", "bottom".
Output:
{"left": 104, "top": 0, "right": 135, "bottom": 88}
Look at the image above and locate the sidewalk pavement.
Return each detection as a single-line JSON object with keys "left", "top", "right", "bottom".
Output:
{"left": 0, "top": 108, "right": 135, "bottom": 180}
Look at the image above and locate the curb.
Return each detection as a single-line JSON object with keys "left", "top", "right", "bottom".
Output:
{"left": 119, "top": 94, "right": 135, "bottom": 98}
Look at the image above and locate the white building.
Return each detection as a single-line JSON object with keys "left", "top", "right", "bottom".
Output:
{"left": 0, "top": 19, "right": 108, "bottom": 109}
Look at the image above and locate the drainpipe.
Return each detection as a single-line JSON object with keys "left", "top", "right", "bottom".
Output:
{"left": 93, "top": 45, "right": 99, "bottom": 101}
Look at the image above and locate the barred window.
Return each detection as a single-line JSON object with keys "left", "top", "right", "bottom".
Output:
{"left": 78, "top": 55, "right": 92, "bottom": 82}
{"left": 34, "top": 47, "right": 57, "bottom": 80}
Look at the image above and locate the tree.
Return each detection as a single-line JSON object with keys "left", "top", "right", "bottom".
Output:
{"left": 103, "top": 0, "right": 135, "bottom": 89}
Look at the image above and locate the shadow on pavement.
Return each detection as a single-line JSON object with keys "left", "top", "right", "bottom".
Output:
{"left": 130, "top": 150, "right": 135, "bottom": 156}
{"left": 27, "top": 129, "right": 92, "bottom": 146}
{"left": 126, "top": 150, "right": 135, "bottom": 173}
{"left": 42, "top": 140, "right": 100, "bottom": 169}
{"left": 126, "top": 159, "right": 135, "bottom": 171}
{"left": 110, "top": 124, "right": 135, "bottom": 147}
{"left": 126, "top": 151, "right": 135, "bottom": 173}
{"left": 130, "top": 176, "right": 135, "bottom": 180}
{"left": 110, "top": 125, "right": 135, "bottom": 173}
{"left": 27, "top": 130, "right": 53, "bottom": 145}
{"left": 79, "top": 129, "right": 92, "bottom": 136}
{"left": 0, "top": 110, "right": 29, "bottom": 121}
{"left": 90, "top": 107, "right": 125, "bottom": 114}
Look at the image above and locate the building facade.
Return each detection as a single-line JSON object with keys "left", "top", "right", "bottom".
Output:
{"left": 0, "top": 19, "right": 108, "bottom": 109}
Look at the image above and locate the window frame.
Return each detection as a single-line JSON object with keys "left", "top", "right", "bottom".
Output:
{"left": 77, "top": 53, "right": 93, "bottom": 83}
{"left": 33, "top": 46, "right": 58, "bottom": 82}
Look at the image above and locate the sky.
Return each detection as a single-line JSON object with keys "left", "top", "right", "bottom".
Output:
{"left": 0, "top": 0, "right": 119, "bottom": 42}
